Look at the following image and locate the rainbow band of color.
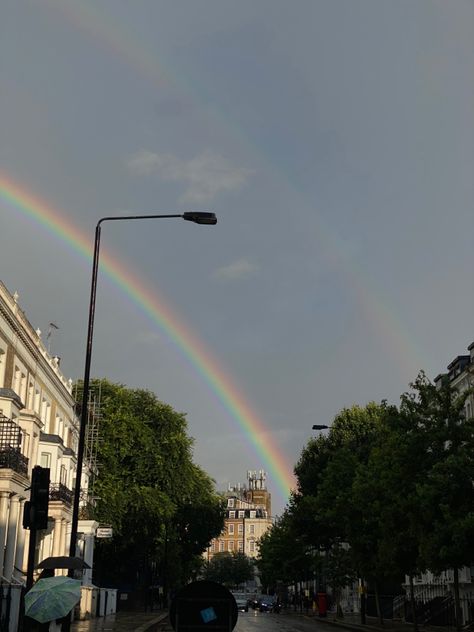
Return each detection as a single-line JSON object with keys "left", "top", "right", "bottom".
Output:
{"left": 0, "top": 172, "right": 295, "bottom": 504}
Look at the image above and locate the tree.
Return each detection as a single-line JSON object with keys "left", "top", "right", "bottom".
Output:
{"left": 401, "top": 373, "right": 474, "bottom": 631}
{"left": 350, "top": 404, "right": 427, "bottom": 630}
{"left": 202, "top": 552, "right": 254, "bottom": 588}
{"left": 324, "top": 544, "right": 357, "bottom": 618}
{"left": 79, "top": 379, "right": 224, "bottom": 599}
{"left": 292, "top": 403, "right": 395, "bottom": 623}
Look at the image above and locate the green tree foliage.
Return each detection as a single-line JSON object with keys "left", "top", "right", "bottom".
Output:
{"left": 257, "top": 506, "right": 314, "bottom": 592}
{"left": 78, "top": 379, "right": 225, "bottom": 596}
{"left": 202, "top": 552, "right": 254, "bottom": 587}
{"left": 401, "top": 373, "right": 474, "bottom": 630}
{"left": 259, "top": 371, "right": 474, "bottom": 629}
{"left": 324, "top": 544, "right": 357, "bottom": 617}
{"left": 293, "top": 403, "right": 386, "bottom": 549}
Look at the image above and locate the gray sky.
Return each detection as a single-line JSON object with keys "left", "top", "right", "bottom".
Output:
{"left": 1, "top": 0, "right": 473, "bottom": 515}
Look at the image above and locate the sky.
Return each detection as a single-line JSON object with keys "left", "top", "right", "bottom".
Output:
{"left": 1, "top": 0, "right": 473, "bottom": 516}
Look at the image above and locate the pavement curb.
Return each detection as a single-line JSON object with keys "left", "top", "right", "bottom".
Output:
{"left": 134, "top": 612, "right": 168, "bottom": 632}
{"left": 297, "top": 613, "right": 419, "bottom": 632}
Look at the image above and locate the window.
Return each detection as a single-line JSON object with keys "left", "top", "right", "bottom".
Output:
{"left": 238, "top": 524, "right": 243, "bottom": 534}
{"left": 249, "top": 524, "right": 255, "bottom": 535}
{"left": 219, "top": 541, "right": 224, "bottom": 552}
{"left": 40, "top": 452, "right": 51, "bottom": 469}
{"left": 34, "top": 389, "right": 41, "bottom": 414}
{"left": 66, "top": 427, "right": 73, "bottom": 449}
{"left": 238, "top": 511, "right": 245, "bottom": 518}
{"left": 13, "top": 359, "right": 27, "bottom": 402}
{"left": 238, "top": 541, "right": 243, "bottom": 552}
{"left": 211, "top": 541, "right": 216, "bottom": 552}
{"left": 27, "top": 381, "right": 34, "bottom": 409}
{"left": 228, "top": 499, "right": 234, "bottom": 508}
{"left": 249, "top": 541, "right": 255, "bottom": 553}
{"left": 60, "top": 465, "right": 67, "bottom": 486}
{"left": 53, "top": 414, "right": 60, "bottom": 436}
{"left": 0, "top": 346, "right": 6, "bottom": 388}
{"left": 228, "top": 524, "right": 234, "bottom": 535}
{"left": 250, "top": 510, "right": 256, "bottom": 518}
{"left": 228, "top": 541, "right": 234, "bottom": 551}
{"left": 41, "top": 398, "right": 51, "bottom": 428}
{"left": 22, "top": 431, "right": 30, "bottom": 458}
{"left": 13, "top": 367, "right": 21, "bottom": 396}
{"left": 229, "top": 511, "right": 235, "bottom": 519}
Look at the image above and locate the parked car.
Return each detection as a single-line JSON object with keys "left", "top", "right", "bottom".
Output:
{"left": 232, "top": 593, "right": 249, "bottom": 612}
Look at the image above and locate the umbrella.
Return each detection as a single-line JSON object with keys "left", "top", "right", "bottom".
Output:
{"left": 25, "top": 577, "right": 81, "bottom": 623}
{"left": 36, "top": 556, "right": 90, "bottom": 570}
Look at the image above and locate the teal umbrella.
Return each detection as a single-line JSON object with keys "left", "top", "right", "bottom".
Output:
{"left": 25, "top": 576, "right": 81, "bottom": 623}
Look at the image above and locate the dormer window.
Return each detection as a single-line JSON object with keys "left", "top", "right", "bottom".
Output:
{"left": 228, "top": 498, "right": 234, "bottom": 508}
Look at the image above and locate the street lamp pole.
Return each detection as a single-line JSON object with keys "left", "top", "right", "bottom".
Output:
{"left": 69, "top": 212, "right": 217, "bottom": 560}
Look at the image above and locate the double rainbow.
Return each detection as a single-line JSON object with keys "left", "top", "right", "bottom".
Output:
{"left": 0, "top": 172, "right": 296, "bottom": 505}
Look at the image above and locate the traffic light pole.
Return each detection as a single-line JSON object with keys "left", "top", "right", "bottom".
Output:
{"left": 24, "top": 466, "right": 50, "bottom": 590}
{"left": 26, "top": 523, "right": 37, "bottom": 591}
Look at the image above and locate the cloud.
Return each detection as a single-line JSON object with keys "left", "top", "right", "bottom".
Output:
{"left": 134, "top": 330, "right": 164, "bottom": 345}
{"left": 214, "top": 258, "right": 259, "bottom": 281}
{"left": 127, "top": 149, "right": 253, "bottom": 203}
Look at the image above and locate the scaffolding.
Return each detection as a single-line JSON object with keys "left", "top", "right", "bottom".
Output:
{"left": 73, "top": 381, "right": 102, "bottom": 500}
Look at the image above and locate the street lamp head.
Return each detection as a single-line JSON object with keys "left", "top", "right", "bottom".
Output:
{"left": 312, "top": 424, "right": 329, "bottom": 430}
{"left": 182, "top": 211, "right": 217, "bottom": 225}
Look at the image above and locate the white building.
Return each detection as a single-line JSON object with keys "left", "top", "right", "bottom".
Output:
{"left": 0, "top": 281, "right": 97, "bottom": 626}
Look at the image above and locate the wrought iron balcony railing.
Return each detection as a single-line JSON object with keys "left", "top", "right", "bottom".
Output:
{"left": 49, "top": 483, "right": 74, "bottom": 506}
{"left": 0, "top": 445, "right": 29, "bottom": 477}
{"left": 0, "top": 415, "right": 29, "bottom": 477}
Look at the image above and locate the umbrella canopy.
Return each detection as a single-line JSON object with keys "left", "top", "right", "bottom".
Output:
{"left": 25, "top": 577, "right": 81, "bottom": 623}
{"left": 36, "top": 556, "right": 90, "bottom": 570}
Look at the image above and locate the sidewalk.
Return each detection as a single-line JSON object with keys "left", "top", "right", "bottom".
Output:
{"left": 70, "top": 611, "right": 168, "bottom": 632}
{"left": 294, "top": 610, "right": 452, "bottom": 632}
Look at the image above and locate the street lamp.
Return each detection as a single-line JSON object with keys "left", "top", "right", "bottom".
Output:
{"left": 69, "top": 212, "right": 217, "bottom": 560}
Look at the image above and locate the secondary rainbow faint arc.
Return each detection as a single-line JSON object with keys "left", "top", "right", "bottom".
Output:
{"left": 46, "top": 0, "right": 426, "bottom": 379}
{"left": 0, "top": 172, "right": 296, "bottom": 503}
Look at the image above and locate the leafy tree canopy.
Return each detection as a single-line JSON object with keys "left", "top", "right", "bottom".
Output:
{"left": 76, "top": 379, "right": 225, "bottom": 592}
{"left": 202, "top": 552, "right": 254, "bottom": 588}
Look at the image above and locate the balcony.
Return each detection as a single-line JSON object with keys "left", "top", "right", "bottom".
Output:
{"left": 0, "top": 414, "right": 29, "bottom": 477}
{"left": 0, "top": 445, "right": 29, "bottom": 477}
{"left": 49, "top": 483, "right": 73, "bottom": 507}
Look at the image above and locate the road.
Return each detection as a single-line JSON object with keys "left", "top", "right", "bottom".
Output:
{"left": 159, "top": 610, "right": 340, "bottom": 632}
{"left": 236, "top": 611, "right": 336, "bottom": 632}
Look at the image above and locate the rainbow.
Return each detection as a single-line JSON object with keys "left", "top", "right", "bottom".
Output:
{"left": 38, "top": 0, "right": 428, "bottom": 381}
{"left": 0, "top": 171, "right": 296, "bottom": 504}
{"left": 43, "top": 0, "right": 426, "bottom": 380}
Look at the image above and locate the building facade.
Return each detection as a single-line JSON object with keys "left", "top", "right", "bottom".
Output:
{"left": 0, "top": 281, "right": 90, "bottom": 584}
{"left": 205, "top": 470, "right": 273, "bottom": 561}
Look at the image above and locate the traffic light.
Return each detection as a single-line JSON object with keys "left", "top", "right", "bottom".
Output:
{"left": 22, "top": 500, "right": 32, "bottom": 529}
{"left": 24, "top": 466, "right": 50, "bottom": 530}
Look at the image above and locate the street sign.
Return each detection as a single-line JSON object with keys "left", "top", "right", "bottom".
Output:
{"left": 96, "top": 527, "right": 113, "bottom": 538}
